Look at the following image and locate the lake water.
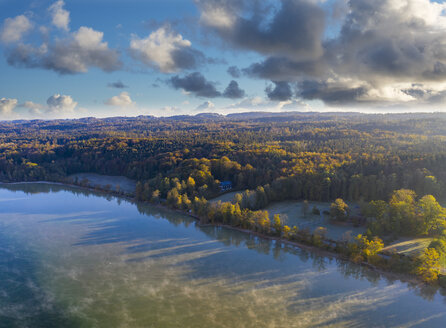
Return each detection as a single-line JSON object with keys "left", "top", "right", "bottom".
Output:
{"left": 0, "top": 183, "right": 445, "bottom": 328}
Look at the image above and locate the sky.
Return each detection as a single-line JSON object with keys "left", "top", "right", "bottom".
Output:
{"left": 1, "top": 0, "right": 446, "bottom": 119}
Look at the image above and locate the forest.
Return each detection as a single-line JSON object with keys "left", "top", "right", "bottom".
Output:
{"left": 1, "top": 112, "right": 446, "bottom": 284}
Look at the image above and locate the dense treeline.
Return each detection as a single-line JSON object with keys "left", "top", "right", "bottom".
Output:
{"left": 1, "top": 113, "right": 446, "bottom": 206}
{"left": 365, "top": 189, "right": 446, "bottom": 237}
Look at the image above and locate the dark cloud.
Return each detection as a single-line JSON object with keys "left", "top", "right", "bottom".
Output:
{"left": 243, "top": 56, "right": 323, "bottom": 81}
{"left": 107, "top": 80, "right": 128, "bottom": 89}
{"left": 198, "top": 0, "right": 446, "bottom": 106}
{"left": 168, "top": 75, "right": 245, "bottom": 99}
{"left": 227, "top": 66, "right": 241, "bottom": 78}
{"left": 198, "top": 0, "right": 325, "bottom": 61}
{"left": 402, "top": 88, "right": 427, "bottom": 100}
{"left": 265, "top": 81, "right": 293, "bottom": 101}
{"left": 223, "top": 80, "right": 245, "bottom": 98}
{"left": 402, "top": 86, "right": 446, "bottom": 103}
{"left": 170, "top": 47, "right": 206, "bottom": 70}
{"left": 168, "top": 72, "right": 221, "bottom": 98}
{"left": 297, "top": 80, "right": 367, "bottom": 105}
{"left": 326, "top": 0, "right": 446, "bottom": 83}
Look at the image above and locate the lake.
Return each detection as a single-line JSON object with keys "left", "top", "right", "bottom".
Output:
{"left": 0, "top": 183, "right": 445, "bottom": 328}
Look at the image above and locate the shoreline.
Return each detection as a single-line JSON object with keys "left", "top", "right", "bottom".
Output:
{"left": 0, "top": 180, "right": 433, "bottom": 288}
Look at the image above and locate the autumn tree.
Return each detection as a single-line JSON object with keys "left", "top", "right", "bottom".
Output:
{"left": 151, "top": 189, "right": 160, "bottom": 204}
{"left": 416, "top": 248, "right": 440, "bottom": 283}
{"left": 186, "top": 176, "right": 196, "bottom": 194}
{"left": 417, "top": 195, "right": 446, "bottom": 235}
{"left": 330, "top": 198, "right": 349, "bottom": 221}
{"left": 273, "top": 214, "right": 282, "bottom": 235}
{"left": 349, "top": 234, "right": 384, "bottom": 263}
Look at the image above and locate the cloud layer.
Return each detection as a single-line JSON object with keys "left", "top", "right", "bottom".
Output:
{"left": 197, "top": 0, "right": 446, "bottom": 107}
{"left": 2, "top": 0, "right": 446, "bottom": 116}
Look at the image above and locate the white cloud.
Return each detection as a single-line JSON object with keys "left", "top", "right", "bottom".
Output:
{"left": 47, "top": 94, "right": 77, "bottom": 113}
{"left": 160, "top": 106, "right": 181, "bottom": 113}
{"left": 105, "top": 92, "right": 134, "bottom": 107}
{"left": 3, "top": 2, "right": 120, "bottom": 74}
{"left": 195, "top": 101, "right": 215, "bottom": 111}
{"left": 200, "top": 5, "right": 235, "bottom": 29}
{"left": 20, "top": 101, "right": 44, "bottom": 115}
{"left": 280, "top": 99, "right": 312, "bottom": 112}
{"left": 49, "top": 0, "right": 70, "bottom": 31}
{"left": 130, "top": 26, "right": 204, "bottom": 73}
{"left": 388, "top": 0, "right": 446, "bottom": 28}
{"left": 52, "top": 26, "right": 120, "bottom": 73}
{"left": 0, "top": 15, "right": 32, "bottom": 43}
{"left": 0, "top": 98, "right": 18, "bottom": 115}
{"left": 22, "top": 101, "right": 44, "bottom": 110}
{"left": 14, "top": 96, "right": 82, "bottom": 117}
{"left": 226, "top": 96, "right": 310, "bottom": 113}
{"left": 7, "top": 26, "right": 121, "bottom": 74}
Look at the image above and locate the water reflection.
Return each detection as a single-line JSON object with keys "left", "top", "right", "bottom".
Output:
{"left": 1, "top": 183, "right": 446, "bottom": 327}
{"left": 0, "top": 229, "right": 81, "bottom": 328}
{"left": 1, "top": 182, "right": 444, "bottom": 300}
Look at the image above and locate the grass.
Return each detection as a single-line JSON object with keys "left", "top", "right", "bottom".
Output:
{"left": 266, "top": 200, "right": 364, "bottom": 241}
{"left": 69, "top": 173, "right": 136, "bottom": 193}
{"left": 209, "top": 195, "right": 365, "bottom": 241}
{"left": 209, "top": 191, "right": 239, "bottom": 204}
{"left": 382, "top": 238, "right": 434, "bottom": 256}
{"left": 383, "top": 238, "right": 446, "bottom": 272}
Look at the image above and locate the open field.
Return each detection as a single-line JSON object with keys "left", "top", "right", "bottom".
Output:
{"left": 383, "top": 238, "right": 446, "bottom": 272}
{"left": 69, "top": 173, "right": 136, "bottom": 193}
{"left": 266, "top": 200, "right": 364, "bottom": 241}
{"left": 382, "top": 238, "right": 434, "bottom": 256}
{"left": 209, "top": 191, "right": 239, "bottom": 203}
{"left": 210, "top": 196, "right": 365, "bottom": 241}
